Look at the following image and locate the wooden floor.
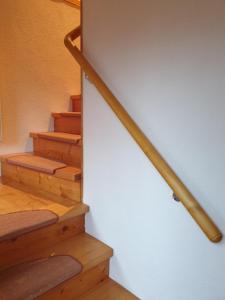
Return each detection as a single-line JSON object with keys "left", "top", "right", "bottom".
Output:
{"left": 77, "top": 278, "right": 139, "bottom": 300}
{"left": 0, "top": 182, "right": 88, "bottom": 221}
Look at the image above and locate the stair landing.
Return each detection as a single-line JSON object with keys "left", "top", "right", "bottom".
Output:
{"left": 0, "top": 183, "right": 88, "bottom": 222}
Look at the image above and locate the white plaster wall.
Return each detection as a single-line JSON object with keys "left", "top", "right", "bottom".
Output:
{"left": 83, "top": 1, "right": 225, "bottom": 299}
{"left": 0, "top": 0, "right": 80, "bottom": 154}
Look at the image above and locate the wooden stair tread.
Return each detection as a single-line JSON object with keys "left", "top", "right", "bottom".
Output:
{"left": 77, "top": 278, "right": 139, "bottom": 300}
{"left": 7, "top": 154, "right": 66, "bottom": 175}
{"left": 1, "top": 160, "right": 82, "bottom": 205}
{"left": 11, "top": 233, "right": 113, "bottom": 274}
{"left": 0, "top": 210, "right": 58, "bottom": 242}
{"left": 0, "top": 183, "right": 88, "bottom": 221}
{"left": 0, "top": 152, "right": 33, "bottom": 162}
{"left": 52, "top": 112, "right": 81, "bottom": 135}
{"left": 30, "top": 132, "right": 81, "bottom": 144}
{"left": 55, "top": 166, "right": 81, "bottom": 181}
{"left": 0, "top": 255, "right": 82, "bottom": 300}
{"left": 52, "top": 112, "right": 81, "bottom": 118}
{"left": 4, "top": 153, "right": 82, "bottom": 181}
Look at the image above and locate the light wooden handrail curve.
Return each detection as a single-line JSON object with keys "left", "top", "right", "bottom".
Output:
{"left": 64, "top": 26, "right": 222, "bottom": 243}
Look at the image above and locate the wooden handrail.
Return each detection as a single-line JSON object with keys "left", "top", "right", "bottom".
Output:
{"left": 64, "top": 26, "right": 222, "bottom": 243}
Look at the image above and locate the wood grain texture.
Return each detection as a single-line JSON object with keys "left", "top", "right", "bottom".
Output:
{"left": 0, "top": 182, "right": 88, "bottom": 270}
{"left": 0, "top": 216, "right": 85, "bottom": 271}
{"left": 7, "top": 154, "right": 66, "bottom": 175}
{"left": 0, "top": 232, "right": 112, "bottom": 275}
{"left": 32, "top": 134, "right": 82, "bottom": 168}
{"left": 65, "top": 26, "right": 222, "bottom": 243}
{"left": 0, "top": 256, "right": 83, "bottom": 300}
{"left": 38, "top": 261, "right": 109, "bottom": 300}
{"left": 31, "top": 132, "right": 81, "bottom": 144}
{"left": 77, "top": 278, "right": 139, "bottom": 300}
{"left": 54, "top": 166, "right": 81, "bottom": 182}
{"left": 1, "top": 161, "right": 81, "bottom": 205}
{"left": 0, "top": 182, "right": 88, "bottom": 219}
{"left": 53, "top": 113, "right": 81, "bottom": 135}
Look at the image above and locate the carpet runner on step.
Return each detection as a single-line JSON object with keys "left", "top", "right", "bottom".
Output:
{"left": 7, "top": 155, "right": 66, "bottom": 174}
{"left": 0, "top": 210, "right": 58, "bottom": 242}
{"left": 0, "top": 255, "right": 82, "bottom": 300}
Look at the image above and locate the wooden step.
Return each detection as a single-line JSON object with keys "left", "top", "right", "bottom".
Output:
{"left": 52, "top": 112, "right": 81, "bottom": 135}
{"left": 7, "top": 154, "right": 67, "bottom": 175}
{"left": 55, "top": 166, "right": 81, "bottom": 181}
{"left": 0, "top": 183, "right": 88, "bottom": 270}
{"left": 71, "top": 95, "right": 81, "bottom": 112}
{"left": 1, "top": 233, "right": 113, "bottom": 300}
{"left": 1, "top": 154, "right": 82, "bottom": 204}
{"left": 77, "top": 278, "right": 139, "bottom": 300}
{"left": 37, "top": 233, "right": 112, "bottom": 300}
{"left": 0, "top": 256, "right": 82, "bottom": 300}
{"left": 0, "top": 210, "right": 58, "bottom": 242}
{"left": 31, "top": 132, "right": 81, "bottom": 144}
{"left": 4, "top": 154, "right": 81, "bottom": 181}
{"left": 31, "top": 132, "right": 82, "bottom": 167}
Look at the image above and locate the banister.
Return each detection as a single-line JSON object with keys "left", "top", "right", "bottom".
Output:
{"left": 64, "top": 26, "right": 222, "bottom": 243}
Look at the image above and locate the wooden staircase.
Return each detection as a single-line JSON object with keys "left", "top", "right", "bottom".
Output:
{"left": 0, "top": 95, "right": 138, "bottom": 299}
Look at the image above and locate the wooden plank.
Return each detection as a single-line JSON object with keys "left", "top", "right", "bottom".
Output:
{"left": 0, "top": 232, "right": 112, "bottom": 274}
{"left": 0, "top": 215, "right": 85, "bottom": 271}
{"left": 54, "top": 167, "right": 81, "bottom": 182}
{"left": 0, "top": 182, "right": 88, "bottom": 270}
{"left": 52, "top": 113, "right": 81, "bottom": 135}
{"left": 0, "top": 210, "right": 58, "bottom": 242}
{"left": 0, "top": 256, "right": 83, "bottom": 300}
{"left": 53, "top": 112, "right": 81, "bottom": 118}
{"left": 0, "top": 152, "right": 33, "bottom": 162}
{"left": 77, "top": 278, "right": 139, "bottom": 300}
{"left": 32, "top": 135, "right": 82, "bottom": 168}
{"left": 39, "top": 261, "right": 109, "bottom": 300}
{"left": 30, "top": 132, "right": 81, "bottom": 144}
{"left": 0, "top": 182, "right": 88, "bottom": 220}
{"left": 7, "top": 155, "right": 66, "bottom": 175}
{"left": 35, "top": 232, "right": 112, "bottom": 300}
{"left": 71, "top": 95, "right": 81, "bottom": 112}
{"left": 1, "top": 161, "right": 81, "bottom": 205}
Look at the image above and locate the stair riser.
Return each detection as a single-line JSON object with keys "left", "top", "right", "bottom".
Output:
{"left": 71, "top": 96, "right": 81, "bottom": 112}
{"left": 1, "top": 162, "right": 81, "bottom": 205}
{"left": 54, "top": 116, "right": 81, "bottom": 135}
{"left": 0, "top": 215, "right": 85, "bottom": 272}
{"left": 38, "top": 260, "right": 109, "bottom": 300}
{"left": 33, "top": 137, "right": 82, "bottom": 168}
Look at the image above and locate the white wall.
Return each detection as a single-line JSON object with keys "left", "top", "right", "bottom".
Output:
{"left": 83, "top": 1, "right": 225, "bottom": 299}
{"left": 0, "top": 0, "right": 80, "bottom": 154}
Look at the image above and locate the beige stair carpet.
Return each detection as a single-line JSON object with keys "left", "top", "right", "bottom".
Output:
{"left": 0, "top": 210, "right": 58, "bottom": 242}
{"left": 7, "top": 155, "right": 66, "bottom": 174}
{"left": 0, "top": 255, "right": 82, "bottom": 300}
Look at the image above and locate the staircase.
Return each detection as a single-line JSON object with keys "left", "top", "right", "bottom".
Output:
{"left": 0, "top": 95, "right": 138, "bottom": 299}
